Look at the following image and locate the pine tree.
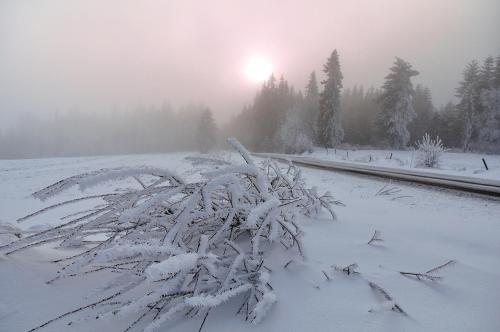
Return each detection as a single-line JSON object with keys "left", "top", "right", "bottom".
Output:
{"left": 494, "top": 56, "right": 500, "bottom": 87}
{"left": 456, "top": 60, "right": 481, "bottom": 151}
{"left": 318, "top": 50, "right": 344, "bottom": 148}
{"left": 196, "top": 108, "right": 217, "bottom": 153}
{"left": 303, "top": 71, "right": 320, "bottom": 142}
{"left": 432, "top": 102, "right": 463, "bottom": 148}
{"left": 479, "top": 56, "right": 496, "bottom": 89}
{"left": 376, "top": 57, "right": 419, "bottom": 148}
{"left": 477, "top": 56, "right": 500, "bottom": 152}
{"left": 247, "top": 75, "right": 297, "bottom": 151}
{"left": 409, "top": 85, "right": 435, "bottom": 144}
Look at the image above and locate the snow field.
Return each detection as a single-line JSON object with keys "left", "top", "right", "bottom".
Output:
{"left": 1, "top": 152, "right": 499, "bottom": 331}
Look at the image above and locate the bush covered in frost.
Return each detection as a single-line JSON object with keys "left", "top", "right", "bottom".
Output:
{"left": 415, "top": 133, "right": 446, "bottom": 168}
{"left": 0, "top": 138, "right": 338, "bottom": 331}
{"left": 278, "top": 108, "right": 314, "bottom": 154}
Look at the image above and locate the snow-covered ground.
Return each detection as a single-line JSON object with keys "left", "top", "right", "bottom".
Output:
{"left": 304, "top": 148, "right": 500, "bottom": 181}
{"left": 1, "top": 152, "right": 500, "bottom": 331}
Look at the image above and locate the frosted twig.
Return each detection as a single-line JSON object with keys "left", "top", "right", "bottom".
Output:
{"left": 368, "top": 282, "right": 408, "bottom": 316}
{"left": 367, "top": 230, "right": 383, "bottom": 245}
{"left": 399, "top": 259, "right": 456, "bottom": 281}
{"left": 375, "top": 182, "right": 401, "bottom": 196}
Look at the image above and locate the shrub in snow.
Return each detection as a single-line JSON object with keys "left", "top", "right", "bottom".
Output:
{"left": 414, "top": 133, "right": 446, "bottom": 168}
{"left": 1, "top": 138, "right": 338, "bottom": 331}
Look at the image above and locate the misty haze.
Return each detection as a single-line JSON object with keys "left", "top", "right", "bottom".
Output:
{"left": 1, "top": 1, "right": 500, "bottom": 332}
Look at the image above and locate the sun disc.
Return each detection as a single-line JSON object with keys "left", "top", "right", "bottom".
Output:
{"left": 245, "top": 56, "right": 273, "bottom": 83}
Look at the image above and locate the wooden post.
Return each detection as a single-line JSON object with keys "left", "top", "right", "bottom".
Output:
{"left": 482, "top": 158, "right": 489, "bottom": 170}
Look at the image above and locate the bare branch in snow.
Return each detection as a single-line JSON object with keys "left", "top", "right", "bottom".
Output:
{"left": 374, "top": 182, "right": 401, "bottom": 196}
{"left": 399, "top": 259, "right": 456, "bottom": 281}
{"left": 425, "top": 260, "right": 456, "bottom": 274}
{"left": 367, "top": 230, "right": 383, "bottom": 245}
{"left": 368, "top": 282, "right": 408, "bottom": 316}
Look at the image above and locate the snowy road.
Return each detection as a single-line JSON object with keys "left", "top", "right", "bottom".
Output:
{"left": 1, "top": 152, "right": 499, "bottom": 332}
{"left": 253, "top": 152, "right": 500, "bottom": 197}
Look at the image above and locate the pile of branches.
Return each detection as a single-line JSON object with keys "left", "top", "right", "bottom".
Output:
{"left": 1, "top": 138, "right": 338, "bottom": 331}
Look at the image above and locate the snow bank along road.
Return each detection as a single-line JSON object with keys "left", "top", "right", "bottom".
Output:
{"left": 252, "top": 153, "right": 500, "bottom": 197}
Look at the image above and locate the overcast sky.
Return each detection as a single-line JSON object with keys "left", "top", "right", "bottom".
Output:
{"left": 1, "top": 0, "right": 499, "bottom": 127}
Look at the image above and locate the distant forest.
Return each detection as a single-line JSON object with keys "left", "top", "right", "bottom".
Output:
{"left": 228, "top": 52, "right": 500, "bottom": 154}
{"left": 1, "top": 52, "right": 499, "bottom": 159}
{"left": 0, "top": 104, "right": 213, "bottom": 159}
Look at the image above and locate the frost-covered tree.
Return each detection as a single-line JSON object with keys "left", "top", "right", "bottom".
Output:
{"left": 278, "top": 107, "right": 314, "bottom": 154}
{"left": 303, "top": 71, "right": 320, "bottom": 142}
{"left": 376, "top": 57, "right": 419, "bottom": 148}
{"left": 233, "top": 75, "right": 298, "bottom": 151}
{"left": 495, "top": 56, "right": 500, "bottom": 87}
{"left": 318, "top": 50, "right": 344, "bottom": 148}
{"left": 479, "top": 56, "right": 496, "bottom": 89}
{"left": 456, "top": 60, "right": 482, "bottom": 151}
{"left": 196, "top": 108, "right": 217, "bottom": 153}
{"left": 409, "top": 85, "right": 435, "bottom": 144}
{"left": 430, "top": 102, "right": 463, "bottom": 148}
{"left": 476, "top": 56, "right": 500, "bottom": 152}
{"left": 342, "top": 86, "right": 382, "bottom": 146}
{"left": 453, "top": 57, "right": 500, "bottom": 152}
{"left": 478, "top": 89, "right": 500, "bottom": 152}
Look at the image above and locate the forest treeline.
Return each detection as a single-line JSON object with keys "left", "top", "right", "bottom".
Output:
{"left": 0, "top": 104, "right": 215, "bottom": 159}
{"left": 1, "top": 52, "right": 499, "bottom": 159}
{"left": 228, "top": 52, "right": 500, "bottom": 154}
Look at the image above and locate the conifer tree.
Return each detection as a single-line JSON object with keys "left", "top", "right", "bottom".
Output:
{"left": 456, "top": 60, "right": 481, "bottom": 151}
{"left": 317, "top": 50, "right": 344, "bottom": 148}
{"left": 477, "top": 56, "right": 500, "bottom": 152}
{"left": 303, "top": 71, "right": 320, "bottom": 142}
{"left": 431, "top": 102, "right": 463, "bottom": 148}
{"left": 377, "top": 57, "right": 419, "bottom": 148}
{"left": 494, "top": 56, "right": 500, "bottom": 87}
{"left": 479, "top": 56, "right": 496, "bottom": 89}
{"left": 196, "top": 108, "right": 217, "bottom": 153}
{"left": 409, "top": 85, "right": 435, "bottom": 144}
{"left": 249, "top": 75, "right": 296, "bottom": 150}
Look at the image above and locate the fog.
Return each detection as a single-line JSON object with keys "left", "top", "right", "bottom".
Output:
{"left": 1, "top": 0, "right": 499, "bottom": 158}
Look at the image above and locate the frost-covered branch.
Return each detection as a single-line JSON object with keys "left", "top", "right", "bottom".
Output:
{"left": 1, "top": 138, "right": 338, "bottom": 331}
{"left": 399, "top": 260, "right": 456, "bottom": 281}
{"left": 368, "top": 282, "right": 408, "bottom": 316}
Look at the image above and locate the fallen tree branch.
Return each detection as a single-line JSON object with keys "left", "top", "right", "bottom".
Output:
{"left": 368, "top": 282, "right": 408, "bottom": 316}
{"left": 2, "top": 138, "right": 339, "bottom": 331}
{"left": 399, "top": 260, "right": 456, "bottom": 281}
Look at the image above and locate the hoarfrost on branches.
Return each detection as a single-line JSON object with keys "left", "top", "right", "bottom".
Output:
{"left": 415, "top": 133, "right": 446, "bottom": 168}
{"left": 0, "top": 138, "right": 339, "bottom": 331}
{"left": 377, "top": 57, "right": 419, "bottom": 148}
{"left": 277, "top": 107, "right": 314, "bottom": 154}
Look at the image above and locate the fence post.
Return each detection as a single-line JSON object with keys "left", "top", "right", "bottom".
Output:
{"left": 482, "top": 158, "right": 489, "bottom": 170}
